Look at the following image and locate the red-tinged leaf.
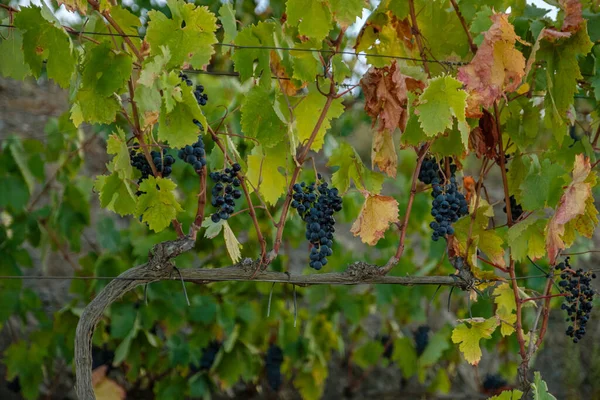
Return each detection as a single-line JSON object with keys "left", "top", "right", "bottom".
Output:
{"left": 350, "top": 193, "right": 399, "bottom": 245}
{"left": 469, "top": 109, "right": 499, "bottom": 159}
{"left": 546, "top": 154, "right": 594, "bottom": 263}
{"left": 360, "top": 61, "right": 424, "bottom": 177}
{"left": 560, "top": 0, "right": 583, "bottom": 33}
{"left": 457, "top": 13, "right": 526, "bottom": 118}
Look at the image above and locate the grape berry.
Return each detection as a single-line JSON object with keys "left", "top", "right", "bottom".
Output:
{"left": 502, "top": 195, "right": 523, "bottom": 221}
{"left": 265, "top": 344, "right": 284, "bottom": 391}
{"left": 199, "top": 340, "right": 221, "bottom": 371}
{"left": 209, "top": 164, "right": 243, "bottom": 222}
{"left": 130, "top": 148, "right": 175, "bottom": 182}
{"left": 414, "top": 325, "right": 430, "bottom": 356}
{"left": 429, "top": 176, "right": 468, "bottom": 241}
{"left": 418, "top": 156, "right": 457, "bottom": 185}
{"left": 482, "top": 374, "right": 509, "bottom": 395}
{"left": 291, "top": 180, "right": 343, "bottom": 270}
{"left": 557, "top": 258, "right": 595, "bottom": 343}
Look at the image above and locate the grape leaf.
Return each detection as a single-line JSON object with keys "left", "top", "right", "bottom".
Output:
{"left": 327, "top": 142, "right": 384, "bottom": 194}
{"left": 457, "top": 13, "right": 526, "bottom": 118}
{"left": 219, "top": 3, "right": 237, "bottom": 45}
{"left": 158, "top": 72, "right": 207, "bottom": 148}
{"left": 416, "top": 75, "right": 469, "bottom": 148}
{"left": 488, "top": 390, "right": 524, "bottom": 400}
{"left": 145, "top": 0, "right": 217, "bottom": 70}
{"left": 546, "top": 155, "right": 596, "bottom": 263}
{"left": 56, "top": 0, "right": 88, "bottom": 14}
{"left": 531, "top": 371, "right": 557, "bottom": 400}
{"left": 201, "top": 217, "right": 225, "bottom": 239}
{"left": 240, "top": 86, "right": 286, "bottom": 148}
{"left": 418, "top": 329, "right": 450, "bottom": 367}
{"left": 136, "top": 176, "right": 183, "bottom": 232}
{"left": 13, "top": 6, "right": 76, "bottom": 88}
{"left": 223, "top": 222, "right": 242, "bottom": 264}
{"left": 289, "top": 40, "right": 322, "bottom": 84}
{"left": 246, "top": 144, "right": 289, "bottom": 206}
{"left": 350, "top": 194, "right": 399, "bottom": 246}
{"left": 519, "top": 158, "right": 567, "bottom": 210}
{"left": 294, "top": 89, "right": 345, "bottom": 151}
{"left": 451, "top": 317, "right": 499, "bottom": 365}
{"left": 392, "top": 337, "right": 418, "bottom": 378}
{"left": 232, "top": 21, "right": 277, "bottom": 84}
{"left": 286, "top": 0, "right": 332, "bottom": 42}
{"left": 508, "top": 215, "right": 547, "bottom": 262}
{"left": 493, "top": 283, "right": 517, "bottom": 336}
{"left": 138, "top": 46, "right": 171, "bottom": 87}
{"left": 0, "top": 27, "right": 31, "bottom": 80}
{"left": 329, "top": 0, "right": 365, "bottom": 27}
{"left": 560, "top": 0, "right": 583, "bottom": 32}
{"left": 106, "top": 128, "right": 133, "bottom": 179}
{"left": 93, "top": 365, "right": 126, "bottom": 400}
{"left": 353, "top": 341, "right": 384, "bottom": 369}
{"left": 95, "top": 173, "right": 137, "bottom": 216}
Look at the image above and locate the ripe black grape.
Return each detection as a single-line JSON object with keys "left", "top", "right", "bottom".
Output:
{"left": 179, "top": 72, "right": 208, "bottom": 107}
{"left": 413, "top": 325, "right": 430, "bottom": 356}
{"left": 418, "top": 156, "right": 457, "bottom": 185}
{"left": 379, "top": 335, "right": 394, "bottom": 360}
{"left": 290, "top": 180, "right": 343, "bottom": 270}
{"left": 177, "top": 135, "right": 207, "bottom": 173}
{"left": 209, "top": 165, "right": 243, "bottom": 222}
{"left": 502, "top": 195, "right": 523, "bottom": 220}
{"left": 557, "top": 258, "right": 595, "bottom": 343}
{"left": 429, "top": 177, "right": 468, "bottom": 241}
{"left": 199, "top": 340, "right": 221, "bottom": 371}
{"left": 130, "top": 147, "right": 176, "bottom": 183}
{"left": 482, "top": 374, "right": 509, "bottom": 395}
{"left": 265, "top": 344, "right": 284, "bottom": 391}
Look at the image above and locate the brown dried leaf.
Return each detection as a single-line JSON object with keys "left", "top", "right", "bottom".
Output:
{"left": 350, "top": 193, "right": 399, "bottom": 245}
{"left": 457, "top": 13, "right": 526, "bottom": 118}
{"left": 469, "top": 109, "right": 499, "bottom": 158}
{"left": 560, "top": 0, "right": 584, "bottom": 32}
{"left": 546, "top": 154, "right": 593, "bottom": 263}
{"left": 93, "top": 365, "right": 126, "bottom": 400}
{"left": 372, "top": 129, "right": 398, "bottom": 177}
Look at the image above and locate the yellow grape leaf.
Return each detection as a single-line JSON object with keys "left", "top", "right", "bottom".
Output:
{"left": 350, "top": 194, "right": 399, "bottom": 245}
{"left": 223, "top": 222, "right": 242, "bottom": 263}
{"left": 372, "top": 129, "right": 398, "bottom": 178}
{"left": 451, "top": 317, "right": 499, "bottom": 365}
{"left": 493, "top": 283, "right": 517, "bottom": 336}
{"left": 546, "top": 155, "right": 597, "bottom": 263}
{"left": 488, "top": 390, "right": 523, "bottom": 400}
{"left": 295, "top": 87, "right": 345, "bottom": 151}
{"left": 246, "top": 144, "right": 289, "bottom": 205}
{"left": 457, "top": 13, "right": 526, "bottom": 118}
{"left": 93, "top": 366, "right": 126, "bottom": 400}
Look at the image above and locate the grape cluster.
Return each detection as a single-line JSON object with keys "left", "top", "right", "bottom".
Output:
{"left": 557, "top": 258, "right": 596, "bottom": 343}
{"left": 179, "top": 72, "right": 208, "bottom": 106}
{"left": 482, "top": 374, "right": 509, "bottom": 395}
{"left": 379, "top": 335, "right": 394, "bottom": 360}
{"left": 209, "top": 165, "right": 242, "bottom": 223}
{"left": 413, "top": 325, "right": 430, "bottom": 356}
{"left": 178, "top": 136, "right": 207, "bottom": 172}
{"left": 418, "top": 156, "right": 457, "bottom": 185}
{"left": 429, "top": 177, "right": 468, "bottom": 241}
{"left": 199, "top": 340, "right": 221, "bottom": 371}
{"left": 130, "top": 148, "right": 176, "bottom": 182}
{"left": 265, "top": 344, "right": 284, "bottom": 391}
{"left": 503, "top": 195, "right": 523, "bottom": 220}
{"left": 290, "top": 180, "right": 343, "bottom": 270}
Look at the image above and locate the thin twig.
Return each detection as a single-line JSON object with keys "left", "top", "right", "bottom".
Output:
{"left": 409, "top": 0, "right": 430, "bottom": 75}
{"left": 450, "top": 0, "right": 478, "bottom": 54}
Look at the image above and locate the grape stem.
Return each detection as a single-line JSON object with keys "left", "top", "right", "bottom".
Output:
{"left": 409, "top": 0, "right": 430, "bottom": 76}
{"left": 450, "top": 0, "right": 478, "bottom": 54}
{"left": 382, "top": 142, "right": 431, "bottom": 274}
{"left": 191, "top": 166, "right": 207, "bottom": 236}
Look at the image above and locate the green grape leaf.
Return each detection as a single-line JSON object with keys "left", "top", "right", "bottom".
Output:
{"left": 353, "top": 341, "right": 384, "bottom": 369}
{"left": 329, "top": 0, "right": 365, "bottom": 27}
{"left": 294, "top": 360, "right": 327, "bottom": 400}
{"left": 136, "top": 176, "right": 183, "bottom": 232}
{"left": 416, "top": 75, "right": 468, "bottom": 148}
{"left": 202, "top": 217, "right": 225, "bottom": 239}
{"left": 392, "top": 337, "right": 417, "bottom": 378}
{"left": 290, "top": 41, "right": 322, "bottom": 83}
{"left": 246, "top": 144, "right": 289, "bottom": 205}
{"left": 95, "top": 173, "right": 138, "bottom": 216}
{"left": 519, "top": 157, "right": 567, "bottom": 210}
{"left": 0, "top": 27, "right": 31, "bottom": 80}
{"left": 232, "top": 21, "right": 277, "bottom": 84}
{"left": 286, "top": 0, "right": 332, "bottom": 42}
{"left": 488, "top": 390, "right": 524, "bottom": 400}
{"left": 138, "top": 46, "right": 171, "bottom": 87}
{"left": 493, "top": 283, "right": 517, "bottom": 336}
{"left": 223, "top": 222, "right": 242, "bottom": 263}
{"left": 327, "top": 142, "right": 384, "bottom": 194}
{"left": 531, "top": 371, "right": 557, "bottom": 400}
{"left": 295, "top": 89, "right": 345, "bottom": 151}
{"left": 331, "top": 54, "right": 352, "bottom": 83}
{"left": 508, "top": 215, "right": 547, "bottom": 262}
{"left": 13, "top": 6, "right": 76, "bottom": 88}
{"left": 106, "top": 128, "right": 133, "bottom": 179}
{"left": 219, "top": 3, "right": 237, "bottom": 44}
{"left": 240, "top": 86, "right": 286, "bottom": 148}
{"left": 419, "top": 328, "right": 450, "bottom": 367}
{"left": 7, "top": 139, "right": 36, "bottom": 193}
{"left": 71, "top": 91, "right": 121, "bottom": 126}
{"left": 5, "top": 340, "right": 47, "bottom": 400}
{"left": 451, "top": 317, "right": 499, "bottom": 365}
{"left": 158, "top": 73, "right": 206, "bottom": 148}
{"left": 146, "top": 0, "right": 217, "bottom": 69}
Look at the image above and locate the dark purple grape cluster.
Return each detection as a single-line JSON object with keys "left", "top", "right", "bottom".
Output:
{"left": 503, "top": 195, "right": 523, "bottom": 220}
{"left": 265, "top": 344, "right": 283, "bottom": 391}
{"left": 429, "top": 177, "right": 468, "bottom": 241}
{"left": 414, "top": 325, "right": 430, "bottom": 356}
{"left": 379, "top": 335, "right": 394, "bottom": 360}
{"left": 130, "top": 148, "right": 175, "bottom": 182}
{"left": 209, "top": 164, "right": 242, "bottom": 223}
{"left": 179, "top": 72, "right": 208, "bottom": 106}
{"left": 178, "top": 136, "right": 207, "bottom": 172}
{"left": 557, "top": 258, "right": 596, "bottom": 343}
{"left": 291, "top": 180, "right": 343, "bottom": 270}
{"left": 483, "top": 374, "right": 509, "bottom": 395}
{"left": 418, "top": 156, "right": 457, "bottom": 185}
{"left": 199, "top": 340, "right": 221, "bottom": 371}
